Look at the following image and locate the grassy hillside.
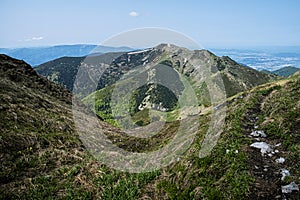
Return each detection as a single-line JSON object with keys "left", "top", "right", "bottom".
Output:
{"left": 1, "top": 54, "right": 299, "bottom": 199}
{"left": 35, "top": 52, "right": 126, "bottom": 93}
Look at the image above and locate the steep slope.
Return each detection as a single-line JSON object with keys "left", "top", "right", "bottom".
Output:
{"left": 35, "top": 52, "right": 125, "bottom": 93}
{"left": 216, "top": 55, "right": 277, "bottom": 96}
{"left": 0, "top": 54, "right": 92, "bottom": 198}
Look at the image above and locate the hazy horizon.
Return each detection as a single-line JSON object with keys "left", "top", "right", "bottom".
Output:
{"left": 2, "top": 43, "right": 300, "bottom": 52}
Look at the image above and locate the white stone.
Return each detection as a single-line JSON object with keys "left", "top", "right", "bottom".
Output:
{"left": 276, "top": 157, "right": 285, "bottom": 164}
{"left": 282, "top": 182, "right": 299, "bottom": 193}
{"left": 250, "top": 130, "right": 267, "bottom": 138}
{"left": 250, "top": 142, "right": 272, "bottom": 155}
{"left": 281, "top": 169, "right": 290, "bottom": 181}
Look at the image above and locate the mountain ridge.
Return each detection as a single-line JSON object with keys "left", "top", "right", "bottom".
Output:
{"left": 35, "top": 44, "right": 278, "bottom": 126}
{"left": 36, "top": 44, "right": 277, "bottom": 97}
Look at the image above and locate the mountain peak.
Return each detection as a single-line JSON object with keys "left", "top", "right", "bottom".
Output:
{"left": 154, "top": 43, "right": 192, "bottom": 53}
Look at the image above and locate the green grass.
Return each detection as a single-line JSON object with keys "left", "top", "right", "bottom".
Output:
{"left": 259, "top": 77, "right": 300, "bottom": 180}
{"left": 98, "top": 170, "right": 160, "bottom": 200}
{"left": 154, "top": 102, "right": 253, "bottom": 199}
{"left": 1, "top": 58, "right": 299, "bottom": 199}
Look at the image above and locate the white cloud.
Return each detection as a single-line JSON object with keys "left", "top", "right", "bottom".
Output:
{"left": 129, "top": 11, "right": 139, "bottom": 17}
{"left": 32, "top": 36, "right": 43, "bottom": 40}
{"left": 25, "top": 36, "right": 44, "bottom": 42}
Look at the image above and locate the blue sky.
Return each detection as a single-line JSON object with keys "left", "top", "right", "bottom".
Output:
{"left": 1, "top": 0, "right": 300, "bottom": 48}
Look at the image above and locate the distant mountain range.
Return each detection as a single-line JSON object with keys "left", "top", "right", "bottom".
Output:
{"left": 0, "top": 44, "right": 133, "bottom": 66}
{"left": 1, "top": 44, "right": 300, "bottom": 71}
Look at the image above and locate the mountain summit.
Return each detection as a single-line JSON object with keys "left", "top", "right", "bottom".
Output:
{"left": 36, "top": 44, "right": 276, "bottom": 98}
